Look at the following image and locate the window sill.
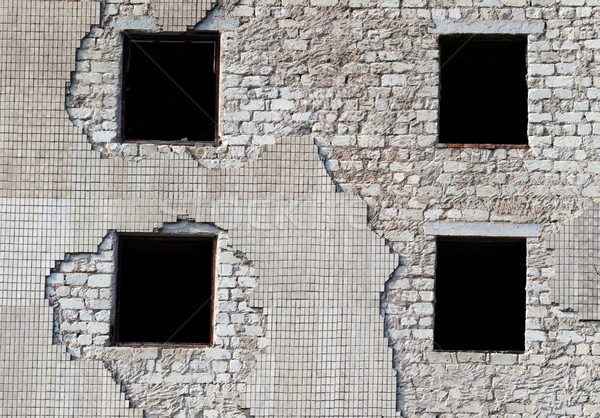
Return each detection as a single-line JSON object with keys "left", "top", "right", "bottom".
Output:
{"left": 122, "top": 140, "right": 219, "bottom": 147}
{"left": 114, "top": 342, "right": 212, "bottom": 348}
{"left": 436, "top": 143, "right": 528, "bottom": 150}
{"left": 426, "top": 350, "right": 524, "bottom": 365}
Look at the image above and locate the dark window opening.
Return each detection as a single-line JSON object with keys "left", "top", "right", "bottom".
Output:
{"left": 439, "top": 36, "right": 528, "bottom": 145}
{"left": 116, "top": 235, "right": 215, "bottom": 345}
{"left": 122, "top": 33, "right": 219, "bottom": 143}
{"left": 434, "top": 237, "right": 526, "bottom": 352}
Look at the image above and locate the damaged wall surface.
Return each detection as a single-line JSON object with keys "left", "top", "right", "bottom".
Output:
{"left": 2, "top": 3, "right": 396, "bottom": 417}
{"left": 4, "top": 0, "right": 600, "bottom": 416}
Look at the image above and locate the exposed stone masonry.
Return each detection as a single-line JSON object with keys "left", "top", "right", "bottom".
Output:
{"left": 67, "top": 1, "right": 268, "bottom": 167}
{"left": 46, "top": 228, "right": 264, "bottom": 417}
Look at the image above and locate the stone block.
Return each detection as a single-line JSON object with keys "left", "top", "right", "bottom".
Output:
{"left": 311, "top": 0, "right": 339, "bottom": 5}
{"left": 108, "top": 17, "right": 157, "bottom": 31}
{"left": 489, "top": 353, "right": 519, "bottom": 365}
{"left": 526, "top": 331, "right": 547, "bottom": 341}
{"left": 456, "top": 352, "right": 486, "bottom": 363}
{"left": 59, "top": 298, "right": 85, "bottom": 310}
{"left": 243, "top": 326, "right": 263, "bottom": 336}
{"left": 66, "top": 273, "right": 88, "bottom": 286}
{"left": 133, "top": 348, "right": 160, "bottom": 360}
{"left": 47, "top": 273, "right": 65, "bottom": 285}
{"left": 88, "top": 274, "right": 112, "bottom": 288}
{"left": 382, "top": 74, "right": 407, "bottom": 86}
{"left": 87, "top": 322, "right": 110, "bottom": 334}
{"left": 424, "top": 351, "right": 456, "bottom": 364}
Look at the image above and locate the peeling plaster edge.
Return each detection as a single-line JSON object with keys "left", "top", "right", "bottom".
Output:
{"left": 424, "top": 222, "right": 541, "bottom": 237}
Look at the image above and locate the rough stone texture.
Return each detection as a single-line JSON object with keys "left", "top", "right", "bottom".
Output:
{"left": 66, "top": 1, "right": 260, "bottom": 168}
{"left": 6, "top": 0, "right": 600, "bottom": 416}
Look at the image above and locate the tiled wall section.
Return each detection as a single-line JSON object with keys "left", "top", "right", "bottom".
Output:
{"left": 1, "top": 0, "right": 398, "bottom": 416}
{"left": 0, "top": 1, "right": 139, "bottom": 416}
{"left": 152, "top": 0, "right": 219, "bottom": 31}
{"left": 547, "top": 203, "right": 600, "bottom": 320}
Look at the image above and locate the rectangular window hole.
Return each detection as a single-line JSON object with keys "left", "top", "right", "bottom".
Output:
{"left": 116, "top": 235, "right": 215, "bottom": 346}
{"left": 439, "top": 36, "right": 528, "bottom": 145}
{"left": 434, "top": 237, "right": 526, "bottom": 352}
{"left": 122, "top": 33, "right": 219, "bottom": 143}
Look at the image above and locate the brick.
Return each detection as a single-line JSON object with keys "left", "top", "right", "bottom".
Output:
{"left": 65, "top": 273, "right": 87, "bottom": 286}
{"left": 59, "top": 298, "right": 85, "bottom": 310}
{"left": 87, "top": 322, "right": 110, "bottom": 334}
{"left": 47, "top": 273, "right": 65, "bottom": 285}
{"left": 87, "top": 274, "right": 112, "bottom": 288}
{"left": 489, "top": 353, "right": 519, "bottom": 365}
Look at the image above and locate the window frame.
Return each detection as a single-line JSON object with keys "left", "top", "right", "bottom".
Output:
{"left": 114, "top": 233, "right": 217, "bottom": 348}
{"left": 120, "top": 31, "right": 221, "bottom": 146}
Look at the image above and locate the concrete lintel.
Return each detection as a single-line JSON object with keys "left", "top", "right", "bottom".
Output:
{"left": 195, "top": 17, "right": 241, "bottom": 31}
{"left": 108, "top": 17, "right": 158, "bottom": 31}
{"left": 157, "top": 221, "right": 222, "bottom": 235}
{"left": 424, "top": 222, "right": 540, "bottom": 237}
{"left": 428, "top": 20, "right": 545, "bottom": 35}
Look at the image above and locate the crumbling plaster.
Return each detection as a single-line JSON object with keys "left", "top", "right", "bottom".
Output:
{"left": 19, "top": 0, "right": 600, "bottom": 415}
{"left": 3, "top": 1, "right": 399, "bottom": 415}
{"left": 69, "top": 0, "right": 600, "bottom": 232}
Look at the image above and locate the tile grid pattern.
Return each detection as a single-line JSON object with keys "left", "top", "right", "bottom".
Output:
{"left": 0, "top": 2, "right": 140, "bottom": 416}
{"left": 1, "top": 1, "right": 399, "bottom": 416}
{"left": 233, "top": 142, "right": 398, "bottom": 416}
{"left": 153, "top": 0, "right": 219, "bottom": 31}
{"left": 547, "top": 204, "right": 600, "bottom": 320}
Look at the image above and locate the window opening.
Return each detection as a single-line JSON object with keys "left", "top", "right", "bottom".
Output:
{"left": 116, "top": 235, "right": 215, "bottom": 345}
{"left": 434, "top": 237, "right": 526, "bottom": 352}
{"left": 439, "top": 36, "right": 528, "bottom": 145}
{"left": 122, "top": 33, "right": 219, "bottom": 143}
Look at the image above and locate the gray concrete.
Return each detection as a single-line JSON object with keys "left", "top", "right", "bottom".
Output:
{"left": 195, "top": 17, "right": 241, "bottom": 31}
{"left": 108, "top": 17, "right": 158, "bottom": 31}
{"left": 428, "top": 20, "right": 546, "bottom": 34}
{"left": 158, "top": 221, "right": 222, "bottom": 235}
{"left": 424, "top": 222, "right": 541, "bottom": 237}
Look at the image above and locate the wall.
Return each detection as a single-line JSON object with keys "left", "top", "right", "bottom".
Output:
{"left": 4, "top": 0, "right": 600, "bottom": 416}
{"left": 2, "top": 1, "right": 399, "bottom": 414}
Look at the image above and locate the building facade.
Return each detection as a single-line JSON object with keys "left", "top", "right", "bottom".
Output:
{"left": 2, "top": 0, "right": 600, "bottom": 416}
